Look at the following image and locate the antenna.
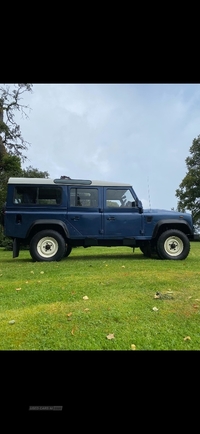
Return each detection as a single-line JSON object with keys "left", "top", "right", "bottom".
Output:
{"left": 147, "top": 176, "right": 151, "bottom": 210}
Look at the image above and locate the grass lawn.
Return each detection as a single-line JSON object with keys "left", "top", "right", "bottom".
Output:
{"left": 0, "top": 243, "right": 200, "bottom": 350}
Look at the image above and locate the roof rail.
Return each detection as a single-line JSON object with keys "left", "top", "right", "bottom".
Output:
{"left": 54, "top": 178, "right": 92, "bottom": 185}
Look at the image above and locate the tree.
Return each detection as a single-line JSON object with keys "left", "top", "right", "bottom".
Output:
{"left": 0, "top": 154, "right": 22, "bottom": 204}
{"left": 0, "top": 83, "right": 33, "bottom": 161}
{"left": 176, "top": 134, "right": 200, "bottom": 229}
{"left": 22, "top": 166, "right": 49, "bottom": 178}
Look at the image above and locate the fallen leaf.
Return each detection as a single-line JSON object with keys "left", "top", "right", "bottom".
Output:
{"left": 154, "top": 292, "right": 173, "bottom": 300}
{"left": 184, "top": 336, "right": 191, "bottom": 341}
{"left": 9, "top": 320, "right": 15, "bottom": 325}
{"left": 106, "top": 333, "right": 115, "bottom": 340}
{"left": 16, "top": 287, "right": 21, "bottom": 291}
{"left": 25, "top": 281, "right": 29, "bottom": 284}
{"left": 122, "top": 265, "right": 125, "bottom": 268}
{"left": 84, "top": 308, "right": 90, "bottom": 311}
{"left": 71, "top": 329, "right": 75, "bottom": 335}
{"left": 131, "top": 344, "right": 136, "bottom": 350}
{"left": 83, "top": 296, "right": 89, "bottom": 300}
{"left": 152, "top": 307, "right": 159, "bottom": 311}
{"left": 67, "top": 312, "right": 72, "bottom": 317}
{"left": 30, "top": 271, "right": 34, "bottom": 274}
{"left": 40, "top": 271, "right": 44, "bottom": 274}
{"left": 193, "top": 305, "right": 198, "bottom": 308}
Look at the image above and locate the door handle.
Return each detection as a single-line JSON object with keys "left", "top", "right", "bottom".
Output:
{"left": 71, "top": 217, "right": 80, "bottom": 221}
{"left": 107, "top": 217, "right": 115, "bottom": 221}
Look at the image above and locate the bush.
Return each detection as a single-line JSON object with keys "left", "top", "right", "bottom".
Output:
{"left": 0, "top": 232, "right": 13, "bottom": 250}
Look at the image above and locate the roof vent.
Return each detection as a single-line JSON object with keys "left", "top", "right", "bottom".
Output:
{"left": 54, "top": 179, "right": 92, "bottom": 185}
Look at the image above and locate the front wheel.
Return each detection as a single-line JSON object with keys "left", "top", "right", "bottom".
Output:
{"left": 156, "top": 230, "right": 190, "bottom": 260}
{"left": 30, "top": 230, "right": 66, "bottom": 262}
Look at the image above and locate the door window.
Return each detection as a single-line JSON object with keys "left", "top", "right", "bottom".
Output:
{"left": 70, "top": 188, "right": 98, "bottom": 207}
{"left": 106, "top": 189, "right": 135, "bottom": 208}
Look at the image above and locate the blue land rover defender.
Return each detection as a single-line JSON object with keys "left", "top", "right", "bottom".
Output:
{"left": 1, "top": 177, "right": 195, "bottom": 261}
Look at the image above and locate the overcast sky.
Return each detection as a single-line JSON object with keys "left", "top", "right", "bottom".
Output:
{"left": 13, "top": 83, "right": 200, "bottom": 210}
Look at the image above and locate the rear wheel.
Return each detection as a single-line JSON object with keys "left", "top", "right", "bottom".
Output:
{"left": 30, "top": 230, "right": 66, "bottom": 262}
{"left": 156, "top": 230, "right": 190, "bottom": 260}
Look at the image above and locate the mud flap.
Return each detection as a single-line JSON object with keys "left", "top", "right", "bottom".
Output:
{"left": 13, "top": 238, "right": 20, "bottom": 258}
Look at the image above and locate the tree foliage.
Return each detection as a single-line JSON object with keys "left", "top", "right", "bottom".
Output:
{"left": 176, "top": 135, "right": 200, "bottom": 227}
{"left": 0, "top": 83, "right": 33, "bottom": 161}
{"left": 0, "top": 155, "right": 22, "bottom": 205}
{"left": 21, "top": 165, "right": 49, "bottom": 178}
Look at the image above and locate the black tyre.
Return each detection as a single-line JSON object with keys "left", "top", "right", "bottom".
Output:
{"left": 64, "top": 244, "right": 72, "bottom": 257}
{"left": 156, "top": 230, "right": 190, "bottom": 260}
{"left": 29, "top": 230, "right": 66, "bottom": 262}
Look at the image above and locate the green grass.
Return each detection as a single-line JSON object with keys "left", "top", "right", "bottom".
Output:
{"left": 0, "top": 244, "right": 200, "bottom": 350}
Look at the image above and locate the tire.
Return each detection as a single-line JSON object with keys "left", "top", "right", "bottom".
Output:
{"left": 29, "top": 230, "right": 66, "bottom": 262}
{"left": 64, "top": 244, "right": 72, "bottom": 257}
{"left": 156, "top": 230, "right": 190, "bottom": 260}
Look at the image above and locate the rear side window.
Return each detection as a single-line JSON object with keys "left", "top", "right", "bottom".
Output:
{"left": 13, "top": 186, "right": 62, "bottom": 205}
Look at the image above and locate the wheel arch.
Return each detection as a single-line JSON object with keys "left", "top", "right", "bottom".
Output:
{"left": 26, "top": 220, "right": 70, "bottom": 243}
{"left": 152, "top": 219, "right": 192, "bottom": 240}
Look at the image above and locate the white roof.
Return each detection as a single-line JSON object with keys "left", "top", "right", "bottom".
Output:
{"left": 8, "top": 177, "right": 132, "bottom": 187}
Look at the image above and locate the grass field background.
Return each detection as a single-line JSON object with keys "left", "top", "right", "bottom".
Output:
{"left": 0, "top": 243, "right": 200, "bottom": 350}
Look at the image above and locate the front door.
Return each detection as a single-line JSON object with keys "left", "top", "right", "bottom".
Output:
{"left": 103, "top": 187, "right": 142, "bottom": 237}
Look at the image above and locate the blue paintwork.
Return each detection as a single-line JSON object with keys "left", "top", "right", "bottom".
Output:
{"left": 3, "top": 183, "right": 194, "bottom": 243}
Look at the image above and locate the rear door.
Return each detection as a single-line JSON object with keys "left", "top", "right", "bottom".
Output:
{"left": 67, "top": 186, "right": 102, "bottom": 237}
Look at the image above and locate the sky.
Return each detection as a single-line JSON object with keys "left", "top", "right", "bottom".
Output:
{"left": 12, "top": 83, "right": 200, "bottom": 210}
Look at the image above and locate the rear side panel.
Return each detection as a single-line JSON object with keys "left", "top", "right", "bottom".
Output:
{"left": 4, "top": 184, "right": 68, "bottom": 239}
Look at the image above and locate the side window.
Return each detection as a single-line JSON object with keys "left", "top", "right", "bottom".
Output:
{"left": 13, "top": 186, "right": 62, "bottom": 205}
{"left": 106, "top": 189, "right": 136, "bottom": 208}
{"left": 70, "top": 188, "right": 98, "bottom": 207}
{"left": 14, "top": 187, "right": 37, "bottom": 204}
{"left": 38, "top": 187, "right": 62, "bottom": 205}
